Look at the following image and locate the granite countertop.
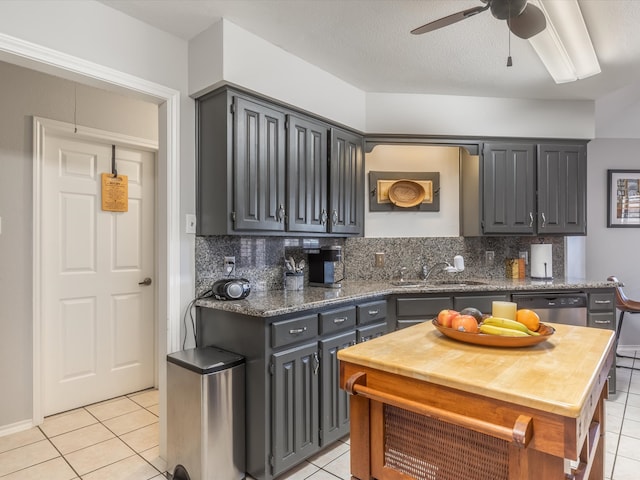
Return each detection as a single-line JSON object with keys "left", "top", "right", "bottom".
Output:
{"left": 337, "top": 321, "right": 615, "bottom": 417}
{"left": 196, "top": 277, "right": 617, "bottom": 317}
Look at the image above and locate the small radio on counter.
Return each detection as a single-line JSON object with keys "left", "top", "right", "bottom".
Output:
{"left": 211, "top": 278, "right": 251, "bottom": 300}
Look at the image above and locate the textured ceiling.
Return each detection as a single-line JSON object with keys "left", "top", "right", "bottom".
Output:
{"left": 99, "top": 0, "right": 640, "bottom": 101}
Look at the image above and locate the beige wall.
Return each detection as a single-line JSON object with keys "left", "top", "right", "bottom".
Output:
{"left": 0, "top": 60, "right": 158, "bottom": 428}
{"left": 365, "top": 145, "right": 461, "bottom": 237}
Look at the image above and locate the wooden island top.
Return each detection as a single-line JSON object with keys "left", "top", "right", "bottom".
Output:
{"left": 338, "top": 321, "right": 614, "bottom": 418}
{"left": 338, "top": 321, "right": 615, "bottom": 480}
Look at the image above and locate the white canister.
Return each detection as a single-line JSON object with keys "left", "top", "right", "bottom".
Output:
{"left": 530, "top": 244, "right": 553, "bottom": 279}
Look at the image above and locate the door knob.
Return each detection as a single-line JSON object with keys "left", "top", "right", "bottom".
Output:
{"left": 138, "top": 277, "right": 152, "bottom": 286}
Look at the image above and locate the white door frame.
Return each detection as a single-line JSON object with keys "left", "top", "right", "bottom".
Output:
{"left": 0, "top": 33, "right": 182, "bottom": 429}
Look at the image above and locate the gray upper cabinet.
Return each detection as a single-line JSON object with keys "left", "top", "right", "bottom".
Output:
{"left": 482, "top": 143, "right": 536, "bottom": 235}
{"left": 537, "top": 144, "right": 587, "bottom": 235}
{"left": 234, "top": 96, "right": 287, "bottom": 232}
{"left": 197, "top": 87, "right": 363, "bottom": 236}
{"left": 286, "top": 114, "right": 329, "bottom": 233}
{"left": 481, "top": 141, "right": 587, "bottom": 236}
{"left": 329, "top": 128, "right": 364, "bottom": 235}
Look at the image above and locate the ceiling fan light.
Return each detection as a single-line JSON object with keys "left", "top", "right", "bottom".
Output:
{"left": 528, "top": 0, "right": 600, "bottom": 83}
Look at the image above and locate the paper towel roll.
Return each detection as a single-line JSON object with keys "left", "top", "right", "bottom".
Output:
{"left": 531, "top": 244, "right": 553, "bottom": 279}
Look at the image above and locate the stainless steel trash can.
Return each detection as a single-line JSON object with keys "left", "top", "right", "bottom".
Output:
{"left": 167, "top": 346, "right": 245, "bottom": 480}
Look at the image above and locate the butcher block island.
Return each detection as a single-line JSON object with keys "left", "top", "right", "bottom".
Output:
{"left": 338, "top": 321, "right": 614, "bottom": 480}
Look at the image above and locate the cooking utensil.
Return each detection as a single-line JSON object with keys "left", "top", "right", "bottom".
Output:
{"left": 288, "top": 256, "right": 297, "bottom": 271}
{"left": 284, "top": 259, "right": 294, "bottom": 272}
{"left": 296, "top": 259, "right": 305, "bottom": 272}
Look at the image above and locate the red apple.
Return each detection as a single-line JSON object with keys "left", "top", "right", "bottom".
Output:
{"left": 437, "top": 309, "right": 460, "bottom": 328}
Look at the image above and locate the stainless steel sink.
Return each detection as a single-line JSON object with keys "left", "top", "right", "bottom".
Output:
{"left": 429, "top": 280, "right": 488, "bottom": 286}
{"left": 390, "top": 280, "right": 427, "bottom": 287}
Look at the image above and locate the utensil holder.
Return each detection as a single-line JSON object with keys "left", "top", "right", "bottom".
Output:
{"left": 284, "top": 272, "right": 304, "bottom": 291}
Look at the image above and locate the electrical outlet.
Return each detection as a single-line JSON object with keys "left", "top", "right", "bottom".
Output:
{"left": 485, "top": 250, "right": 495, "bottom": 266}
{"left": 224, "top": 256, "right": 236, "bottom": 276}
{"left": 374, "top": 252, "right": 385, "bottom": 267}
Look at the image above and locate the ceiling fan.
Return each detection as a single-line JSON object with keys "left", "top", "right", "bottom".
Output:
{"left": 411, "top": 0, "right": 546, "bottom": 40}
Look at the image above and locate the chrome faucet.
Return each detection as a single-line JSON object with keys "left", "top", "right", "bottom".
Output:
{"left": 421, "top": 262, "right": 450, "bottom": 281}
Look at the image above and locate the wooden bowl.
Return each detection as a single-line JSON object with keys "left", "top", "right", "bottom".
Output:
{"left": 388, "top": 180, "right": 426, "bottom": 208}
{"left": 432, "top": 319, "right": 555, "bottom": 348}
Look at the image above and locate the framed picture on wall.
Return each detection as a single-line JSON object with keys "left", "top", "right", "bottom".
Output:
{"left": 608, "top": 169, "right": 640, "bottom": 227}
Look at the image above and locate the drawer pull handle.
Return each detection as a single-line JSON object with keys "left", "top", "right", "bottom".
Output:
{"left": 289, "top": 327, "right": 307, "bottom": 335}
{"left": 368, "top": 310, "right": 379, "bottom": 316}
{"left": 594, "top": 320, "right": 611, "bottom": 324}
{"left": 333, "top": 317, "right": 347, "bottom": 324}
{"left": 594, "top": 300, "right": 611, "bottom": 304}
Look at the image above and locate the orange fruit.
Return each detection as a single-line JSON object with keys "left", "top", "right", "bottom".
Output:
{"left": 452, "top": 315, "right": 479, "bottom": 333}
{"left": 516, "top": 309, "right": 540, "bottom": 332}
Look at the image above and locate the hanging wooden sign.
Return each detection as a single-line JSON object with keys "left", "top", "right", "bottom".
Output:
{"left": 101, "top": 173, "right": 128, "bottom": 212}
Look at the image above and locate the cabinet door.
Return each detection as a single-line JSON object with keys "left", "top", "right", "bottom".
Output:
{"left": 287, "top": 115, "right": 329, "bottom": 233}
{"left": 271, "top": 342, "right": 320, "bottom": 476}
{"left": 482, "top": 143, "right": 536, "bottom": 234}
{"left": 319, "top": 331, "right": 356, "bottom": 446}
{"left": 537, "top": 144, "right": 587, "bottom": 235}
{"left": 233, "top": 96, "right": 286, "bottom": 231}
{"left": 329, "top": 128, "right": 364, "bottom": 235}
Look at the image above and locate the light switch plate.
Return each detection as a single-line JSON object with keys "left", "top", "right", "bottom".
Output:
{"left": 186, "top": 214, "right": 196, "bottom": 234}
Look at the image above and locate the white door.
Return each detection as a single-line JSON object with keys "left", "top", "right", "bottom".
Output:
{"left": 41, "top": 131, "right": 155, "bottom": 416}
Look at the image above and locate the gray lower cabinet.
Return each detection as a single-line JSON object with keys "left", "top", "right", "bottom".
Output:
{"left": 319, "top": 331, "right": 356, "bottom": 446}
{"left": 587, "top": 290, "right": 617, "bottom": 393}
{"left": 395, "top": 295, "right": 453, "bottom": 329}
{"left": 196, "top": 298, "right": 387, "bottom": 480}
{"left": 271, "top": 342, "right": 320, "bottom": 475}
{"left": 453, "top": 294, "right": 509, "bottom": 313}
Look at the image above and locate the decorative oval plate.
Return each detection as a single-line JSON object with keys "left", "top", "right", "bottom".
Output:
{"left": 388, "top": 180, "right": 426, "bottom": 208}
{"left": 431, "top": 319, "right": 555, "bottom": 347}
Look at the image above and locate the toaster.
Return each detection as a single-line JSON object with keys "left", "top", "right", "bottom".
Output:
{"left": 212, "top": 278, "right": 251, "bottom": 300}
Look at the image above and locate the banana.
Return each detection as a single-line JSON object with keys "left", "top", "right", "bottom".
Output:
{"left": 479, "top": 324, "right": 530, "bottom": 337}
{"left": 482, "top": 316, "right": 540, "bottom": 336}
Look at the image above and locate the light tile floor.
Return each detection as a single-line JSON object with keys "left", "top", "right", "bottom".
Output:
{"left": 0, "top": 389, "right": 165, "bottom": 480}
{"left": 4, "top": 359, "right": 640, "bottom": 480}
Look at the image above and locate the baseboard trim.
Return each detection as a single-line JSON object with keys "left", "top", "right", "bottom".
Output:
{"left": 617, "top": 345, "right": 640, "bottom": 354}
{"left": 0, "top": 419, "right": 34, "bottom": 438}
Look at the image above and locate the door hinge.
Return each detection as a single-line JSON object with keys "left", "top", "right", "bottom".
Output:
{"left": 269, "top": 454, "right": 274, "bottom": 467}
{"left": 230, "top": 103, "right": 235, "bottom": 114}
{"left": 319, "top": 429, "right": 323, "bottom": 442}
{"left": 269, "top": 362, "right": 275, "bottom": 376}
{"left": 231, "top": 211, "right": 236, "bottom": 224}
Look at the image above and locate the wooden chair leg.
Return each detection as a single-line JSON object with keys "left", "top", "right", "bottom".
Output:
{"left": 616, "top": 311, "right": 640, "bottom": 369}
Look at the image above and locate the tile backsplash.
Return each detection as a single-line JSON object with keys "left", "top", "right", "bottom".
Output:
{"left": 195, "top": 235, "right": 564, "bottom": 294}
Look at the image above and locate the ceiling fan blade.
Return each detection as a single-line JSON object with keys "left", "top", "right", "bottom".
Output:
{"left": 509, "top": 3, "right": 547, "bottom": 39}
{"left": 411, "top": 5, "right": 489, "bottom": 35}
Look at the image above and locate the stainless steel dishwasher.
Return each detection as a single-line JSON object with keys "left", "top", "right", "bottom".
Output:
{"left": 511, "top": 292, "right": 588, "bottom": 326}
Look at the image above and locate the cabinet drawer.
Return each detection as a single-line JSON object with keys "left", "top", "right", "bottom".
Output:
{"left": 397, "top": 319, "right": 427, "bottom": 330}
{"left": 271, "top": 314, "right": 318, "bottom": 348}
{"left": 588, "top": 312, "right": 615, "bottom": 330}
{"left": 319, "top": 306, "right": 356, "bottom": 335}
{"left": 454, "top": 294, "right": 508, "bottom": 314}
{"left": 397, "top": 296, "right": 452, "bottom": 318}
{"left": 357, "top": 322, "right": 388, "bottom": 343}
{"left": 357, "top": 300, "right": 387, "bottom": 325}
{"left": 589, "top": 293, "right": 615, "bottom": 312}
